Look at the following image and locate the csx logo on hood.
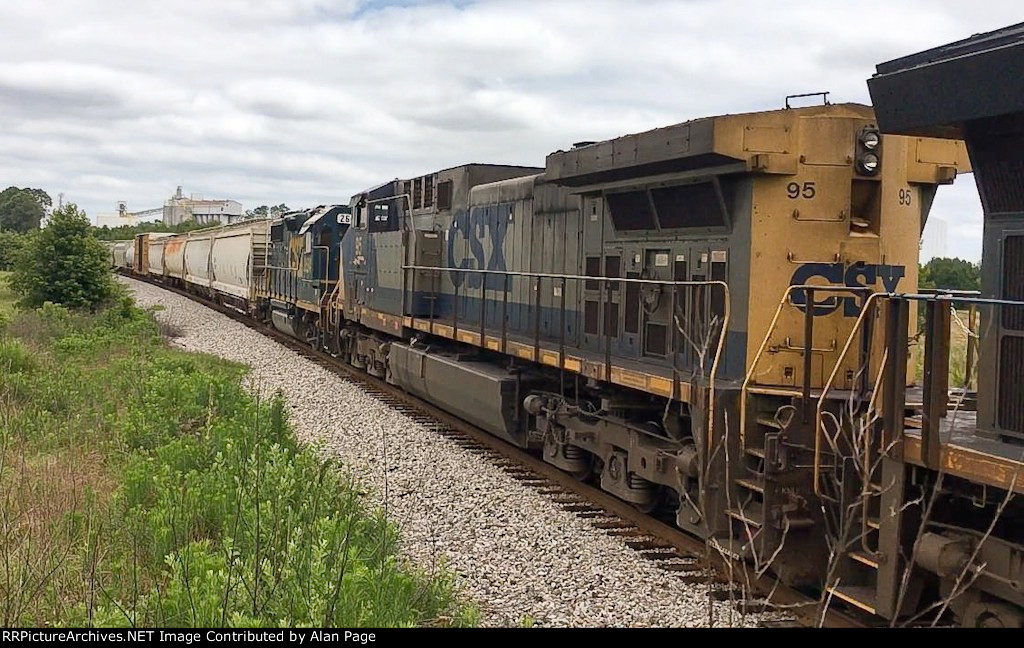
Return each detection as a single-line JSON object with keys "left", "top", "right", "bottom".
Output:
{"left": 790, "top": 262, "right": 906, "bottom": 317}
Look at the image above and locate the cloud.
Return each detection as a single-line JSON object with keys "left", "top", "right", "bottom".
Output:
{"left": 0, "top": 0, "right": 1017, "bottom": 259}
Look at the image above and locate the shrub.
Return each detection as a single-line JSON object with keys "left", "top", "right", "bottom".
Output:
{"left": 0, "top": 231, "right": 25, "bottom": 270}
{"left": 0, "top": 337, "right": 35, "bottom": 374}
{"left": 9, "top": 204, "right": 113, "bottom": 310}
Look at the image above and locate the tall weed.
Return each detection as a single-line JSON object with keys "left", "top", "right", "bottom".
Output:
{"left": 1, "top": 299, "right": 473, "bottom": 627}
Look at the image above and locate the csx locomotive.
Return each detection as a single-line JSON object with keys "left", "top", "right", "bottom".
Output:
{"left": 117, "top": 26, "right": 1024, "bottom": 626}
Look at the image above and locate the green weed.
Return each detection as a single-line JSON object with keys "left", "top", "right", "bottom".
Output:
{"left": 0, "top": 297, "right": 472, "bottom": 628}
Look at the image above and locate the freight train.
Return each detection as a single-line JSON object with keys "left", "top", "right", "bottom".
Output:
{"left": 112, "top": 26, "right": 1024, "bottom": 627}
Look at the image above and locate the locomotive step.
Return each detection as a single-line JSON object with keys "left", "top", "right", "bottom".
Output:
{"left": 726, "top": 503, "right": 764, "bottom": 528}
{"left": 849, "top": 550, "right": 880, "bottom": 569}
{"left": 826, "top": 584, "right": 877, "bottom": 616}
{"left": 707, "top": 535, "right": 754, "bottom": 561}
{"left": 745, "top": 446, "right": 766, "bottom": 459}
{"left": 755, "top": 412, "right": 785, "bottom": 429}
{"left": 735, "top": 477, "right": 766, "bottom": 494}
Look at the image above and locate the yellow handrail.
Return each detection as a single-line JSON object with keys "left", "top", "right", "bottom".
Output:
{"left": 741, "top": 285, "right": 843, "bottom": 445}
{"left": 812, "top": 292, "right": 884, "bottom": 498}
{"left": 739, "top": 285, "right": 876, "bottom": 456}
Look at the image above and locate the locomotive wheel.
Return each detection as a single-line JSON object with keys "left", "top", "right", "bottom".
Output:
{"left": 569, "top": 460, "right": 592, "bottom": 482}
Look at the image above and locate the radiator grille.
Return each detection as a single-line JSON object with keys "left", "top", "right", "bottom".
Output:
{"left": 999, "top": 336, "right": 1024, "bottom": 434}
{"left": 1003, "top": 235, "right": 1024, "bottom": 331}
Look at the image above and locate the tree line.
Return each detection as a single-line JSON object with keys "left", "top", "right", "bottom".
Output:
{"left": 5, "top": 203, "right": 113, "bottom": 309}
{"left": 0, "top": 186, "right": 50, "bottom": 232}
{"left": 0, "top": 187, "right": 52, "bottom": 272}
{"left": 918, "top": 256, "right": 981, "bottom": 294}
{"left": 246, "top": 203, "right": 290, "bottom": 219}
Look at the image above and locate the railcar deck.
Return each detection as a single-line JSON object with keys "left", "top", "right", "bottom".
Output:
{"left": 903, "top": 410, "right": 1024, "bottom": 494}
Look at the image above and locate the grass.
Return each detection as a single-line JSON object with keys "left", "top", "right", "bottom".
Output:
{"left": 0, "top": 272, "right": 14, "bottom": 321}
{"left": 0, "top": 286, "right": 475, "bottom": 627}
{"left": 913, "top": 308, "right": 975, "bottom": 389}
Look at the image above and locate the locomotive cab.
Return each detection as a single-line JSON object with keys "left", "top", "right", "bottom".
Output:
{"left": 262, "top": 204, "right": 350, "bottom": 341}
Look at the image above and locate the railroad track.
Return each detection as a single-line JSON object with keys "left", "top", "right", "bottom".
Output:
{"left": 124, "top": 273, "right": 868, "bottom": 628}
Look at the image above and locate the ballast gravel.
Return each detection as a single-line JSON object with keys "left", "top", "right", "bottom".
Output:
{"left": 120, "top": 276, "right": 775, "bottom": 627}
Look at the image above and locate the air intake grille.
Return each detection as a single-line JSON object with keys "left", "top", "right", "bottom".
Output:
{"left": 645, "top": 323, "right": 667, "bottom": 356}
{"left": 651, "top": 182, "right": 725, "bottom": 229}
{"left": 1003, "top": 235, "right": 1024, "bottom": 331}
{"left": 999, "top": 336, "right": 1024, "bottom": 434}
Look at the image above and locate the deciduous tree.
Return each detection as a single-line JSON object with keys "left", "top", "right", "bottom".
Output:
{"left": 0, "top": 231, "right": 25, "bottom": 270}
{"left": 0, "top": 187, "right": 47, "bottom": 233}
{"left": 10, "top": 203, "right": 113, "bottom": 309}
{"left": 919, "top": 257, "right": 981, "bottom": 293}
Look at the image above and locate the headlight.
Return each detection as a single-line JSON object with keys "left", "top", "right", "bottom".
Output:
{"left": 858, "top": 153, "right": 880, "bottom": 174}
{"left": 860, "top": 130, "right": 880, "bottom": 150}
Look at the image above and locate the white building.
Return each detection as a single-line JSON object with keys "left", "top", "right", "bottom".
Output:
{"left": 95, "top": 211, "right": 135, "bottom": 228}
{"left": 162, "top": 186, "right": 244, "bottom": 226}
{"left": 95, "top": 201, "right": 163, "bottom": 228}
{"left": 920, "top": 217, "right": 949, "bottom": 261}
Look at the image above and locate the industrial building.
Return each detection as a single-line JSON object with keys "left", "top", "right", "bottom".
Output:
{"left": 162, "top": 186, "right": 244, "bottom": 226}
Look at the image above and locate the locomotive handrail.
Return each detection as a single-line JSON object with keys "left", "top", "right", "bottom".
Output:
{"left": 812, "top": 291, "right": 1024, "bottom": 500}
{"left": 262, "top": 261, "right": 326, "bottom": 301}
{"left": 893, "top": 293, "right": 1023, "bottom": 307}
{"left": 739, "top": 284, "right": 874, "bottom": 453}
{"left": 403, "top": 265, "right": 729, "bottom": 287}
{"left": 915, "top": 288, "right": 982, "bottom": 297}
{"left": 261, "top": 263, "right": 299, "bottom": 302}
{"left": 402, "top": 264, "right": 730, "bottom": 452}
{"left": 812, "top": 291, "right": 886, "bottom": 499}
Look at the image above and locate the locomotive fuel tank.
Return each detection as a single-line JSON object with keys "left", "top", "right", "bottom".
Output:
{"left": 387, "top": 342, "right": 531, "bottom": 447}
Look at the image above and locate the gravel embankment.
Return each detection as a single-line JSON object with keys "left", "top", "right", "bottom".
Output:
{"left": 120, "top": 276, "right": 771, "bottom": 627}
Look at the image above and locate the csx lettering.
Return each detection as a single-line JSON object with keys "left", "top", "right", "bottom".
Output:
{"left": 447, "top": 207, "right": 509, "bottom": 289}
{"left": 790, "top": 262, "right": 905, "bottom": 317}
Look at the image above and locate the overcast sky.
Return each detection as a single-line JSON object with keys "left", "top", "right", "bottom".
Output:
{"left": 1, "top": 1, "right": 1020, "bottom": 259}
